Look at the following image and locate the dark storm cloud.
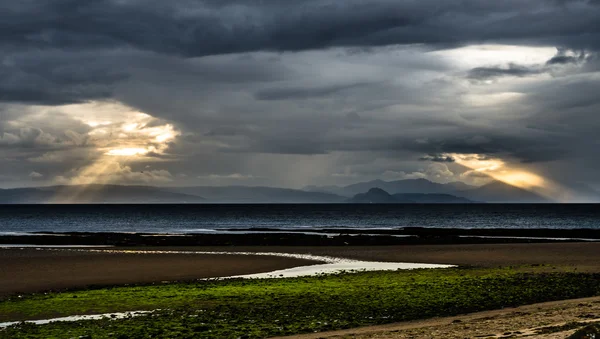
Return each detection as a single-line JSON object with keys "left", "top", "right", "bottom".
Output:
{"left": 512, "top": 147, "right": 570, "bottom": 163}
{"left": 254, "top": 82, "right": 371, "bottom": 101}
{"left": 2, "top": 0, "right": 600, "bottom": 58}
{"left": 419, "top": 154, "right": 455, "bottom": 163}
{"left": 1, "top": 0, "right": 600, "bottom": 195}
{"left": 0, "top": 50, "right": 128, "bottom": 105}
{"left": 403, "top": 137, "right": 504, "bottom": 157}
{"left": 467, "top": 63, "right": 543, "bottom": 80}
{"left": 465, "top": 49, "right": 596, "bottom": 80}
{"left": 547, "top": 55, "right": 582, "bottom": 65}
{"left": 252, "top": 138, "right": 328, "bottom": 155}
{"left": 0, "top": 0, "right": 598, "bottom": 106}
{"left": 527, "top": 76, "right": 600, "bottom": 111}
{"left": 546, "top": 49, "right": 587, "bottom": 65}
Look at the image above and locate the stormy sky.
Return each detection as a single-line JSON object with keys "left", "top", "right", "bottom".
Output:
{"left": 1, "top": 0, "right": 599, "bottom": 201}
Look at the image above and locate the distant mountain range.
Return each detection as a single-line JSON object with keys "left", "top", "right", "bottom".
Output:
{"left": 0, "top": 185, "right": 346, "bottom": 204}
{"left": 306, "top": 178, "right": 552, "bottom": 203}
{"left": 166, "top": 186, "right": 344, "bottom": 203}
{"left": 0, "top": 178, "right": 561, "bottom": 203}
{"left": 347, "top": 188, "right": 476, "bottom": 203}
{"left": 304, "top": 178, "right": 477, "bottom": 197}
{"left": 0, "top": 185, "right": 207, "bottom": 204}
{"left": 395, "top": 193, "right": 476, "bottom": 204}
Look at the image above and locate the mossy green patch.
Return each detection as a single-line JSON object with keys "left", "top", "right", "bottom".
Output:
{"left": 2, "top": 267, "right": 600, "bottom": 338}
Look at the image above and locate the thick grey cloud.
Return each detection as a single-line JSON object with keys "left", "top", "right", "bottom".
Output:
{"left": 0, "top": 0, "right": 600, "bottom": 200}
{"left": 0, "top": 49, "right": 129, "bottom": 104}
{"left": 419, "top": 155, "right": 455, "bottom": 163}
{"left": 546, "top": 50, "right": 587, "bottom": 64}
{"left": 1, "top": 0, "right": 600, "bottom": 58}
{"left": 467, "top": 63, "right": 543, "bottom": 80}
{"left": 0, "top": 0, "right": 598, "bottom": 106}
{"left": 255, "top": 82, "right": 372, "bottom": 101}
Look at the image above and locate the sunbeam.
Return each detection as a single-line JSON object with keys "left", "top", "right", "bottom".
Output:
{"left": 449, "top": 153, "right": 575, "bottom": 202}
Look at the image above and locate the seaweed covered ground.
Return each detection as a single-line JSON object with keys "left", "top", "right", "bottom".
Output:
{"left": 280, "top": 296, "right": 600, "bottom": 338}
{"left": 2, "top": 267, "right": 600, "bottom": 338}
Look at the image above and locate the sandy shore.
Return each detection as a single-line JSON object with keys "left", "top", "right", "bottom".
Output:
{"left": 2, "top": 242, "right": 600, "bottom": 297}
{"left": 130, "top": 242, "right": 600, "bottom": 270}
{"left": 0, "top": 248, "right": 320, "bottom": 297}
{"left": 267, "top": 242, "right": 600, "bottom": 271}
{"left": 2, "top": 243, "right": 600, "bottom": 338}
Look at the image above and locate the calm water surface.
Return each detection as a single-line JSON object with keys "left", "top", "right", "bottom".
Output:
{"left": 0, "top": 204, "right": 599, "bottom": 234}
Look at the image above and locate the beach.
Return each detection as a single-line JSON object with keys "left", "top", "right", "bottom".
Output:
{"left": 0, "top": 248, "right": 320, "bottom": 297}
{"left": 2, "top": 241, "right": 600, "bottom": 338}
{"left": 2, "top": 242, "right": 600, "bottom": 297}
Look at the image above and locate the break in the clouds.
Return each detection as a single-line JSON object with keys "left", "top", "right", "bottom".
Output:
{"left": 1, "top": 0, "right": 600, "bottom": 201}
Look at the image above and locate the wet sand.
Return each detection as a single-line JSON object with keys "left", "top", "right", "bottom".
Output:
{"left": 2, "top": 242, "right": 600, "bottom": 297}
{"left": 133, "top": 242, "right": 600, "bottom": 270}
{"left": 0, "top": 248, "right": 320, "bottom": 297}
{"left": 259, "top": 242, "right": 600, "bottom": 270}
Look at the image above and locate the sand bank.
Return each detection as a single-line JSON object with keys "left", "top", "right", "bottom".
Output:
{"left": 2, "top": 242, "right": 600, "bottom": 297}
{"left": 0, "top": 248, "right": 319, "bottom": 297}
{"left": 0, "top": 248, "right": 453, "bottom": 297}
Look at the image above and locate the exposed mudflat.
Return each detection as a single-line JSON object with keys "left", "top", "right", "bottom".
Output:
{"left": 0, "top": 248, "right": 319, "bottom": 297}
{"left": 3, "top": 242, "right": 600, "bottom": 297}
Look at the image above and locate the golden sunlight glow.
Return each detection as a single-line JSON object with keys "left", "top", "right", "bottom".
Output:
{"left": 446, "top": 153, "right": 579, "bottom": 202}
{"left": 47, "top": 101, "right": 181, "bottom": 202}
{"left": 155, "top": 133, "right": 174, "bottom": 143}
{"left": 449, "top": 153, "right": 545, "bottom": 189}
{"left": 100, "top": 122, "right": 178, "bottom": 157}
{"left": 496, "top": 171, "right": 545, "bottom": 188}
{"left": 122, "top": 123, "right": 139, "bottom": 132}
{"left": 105, "top": 147, "right": 149, "bottom": 157}
{"left": 86, "top": 121, "right": 112, "bottom": 127}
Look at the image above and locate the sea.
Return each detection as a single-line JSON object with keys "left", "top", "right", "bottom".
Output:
{"left": 0, "top": 204, "right": 599, "bottom": 235}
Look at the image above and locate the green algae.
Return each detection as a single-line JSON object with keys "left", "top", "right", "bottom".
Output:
{"left": 1, "top": 267, "right": 600, "bottom": 339}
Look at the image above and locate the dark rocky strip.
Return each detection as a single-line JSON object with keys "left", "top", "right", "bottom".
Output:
{"left": 1, "top": 228, "right": 599, "bottom": 247}
{"left": 234, "top": 227, "right": 600, "bottom": 238}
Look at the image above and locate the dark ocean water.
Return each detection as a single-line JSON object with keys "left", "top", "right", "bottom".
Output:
{"left": 0, "top": 204, "right": 599, "bottom": 234}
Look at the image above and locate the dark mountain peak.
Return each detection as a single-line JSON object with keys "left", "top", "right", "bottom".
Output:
{"left": 348, "top": 187, "right": 475, "bottom": 203}
{"left": 347, "top": 187, "right": 411, "bottom": 203}
{"left": 337, "top": 178, "right": 453, "bottom": 196}
{"left": 366, "top": 187, "right": 391, "bottom": 195}
{"left": 392, "top": 193, "right": 476, "bottom": 203}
